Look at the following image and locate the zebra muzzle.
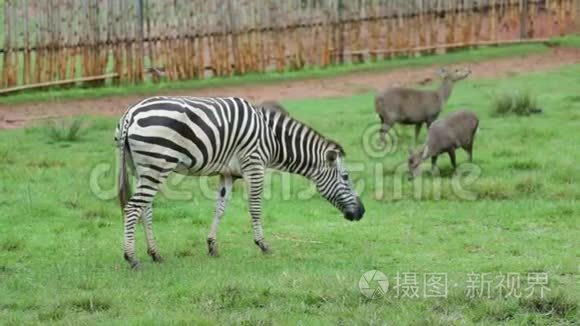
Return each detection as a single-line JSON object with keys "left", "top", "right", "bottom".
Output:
{"left": 344, "top": 198, "right": 365, "bottom": 221}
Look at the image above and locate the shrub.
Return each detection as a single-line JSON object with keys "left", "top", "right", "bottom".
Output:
{"left": 0, "top": 147, "right": 14, "bottom": 165}
{"left": 44, "top": 118, "right": 85, "bottom": 142}
{"left": 491, "top": 91, "right": 541, "bottom": 116}
{"left": 1, "top": 238, "right": 25, "bottom": 252}
{"left": 69, "top": 297, "right": 112, "bottom": 313}
{"left": 519, "top": 292, "right": 578, "bottom": 320}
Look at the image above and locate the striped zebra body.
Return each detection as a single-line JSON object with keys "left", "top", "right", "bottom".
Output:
{"left": 116, "top": 96, "right": 364, "bottom": 268}
{"left": 117, "top": 96, "right": 271, "bottom": 177}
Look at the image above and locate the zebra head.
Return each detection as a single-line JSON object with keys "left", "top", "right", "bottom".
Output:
{"left": 313, "top": 144, "right": 365, "bottom": 221}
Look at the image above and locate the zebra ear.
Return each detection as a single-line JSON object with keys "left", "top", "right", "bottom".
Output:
{"left": 326, "top": 150, "right": 338, "bottom": 165}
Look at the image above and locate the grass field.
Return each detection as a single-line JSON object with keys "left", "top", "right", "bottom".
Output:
{"left": 0, "top": 62, "right": 579, "bottom": 324}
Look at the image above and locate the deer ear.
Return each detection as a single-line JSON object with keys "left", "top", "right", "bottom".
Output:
{"left": 437, "top": 67, "right": 448, "bottom": 77}
{"left": 326, "top": 150, "right": 338, "bottom": 164}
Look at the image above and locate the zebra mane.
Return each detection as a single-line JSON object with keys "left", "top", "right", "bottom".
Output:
{"left": 257, "top": 106, "right": 346, "bottom": 157}
{"left": 328, "top": 139, "right": 346, "bottom": 156}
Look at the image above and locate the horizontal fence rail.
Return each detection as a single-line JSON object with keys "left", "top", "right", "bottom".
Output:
{"left": 0, "top": 0, "right": 577, "bottom": 93}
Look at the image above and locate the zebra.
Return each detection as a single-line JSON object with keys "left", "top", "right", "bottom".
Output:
{"left": 115, "top": 96, "right": 365, "bottom": 268}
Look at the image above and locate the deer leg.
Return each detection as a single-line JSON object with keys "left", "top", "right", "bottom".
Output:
{"left": 448, "top": 149, "right": 457, "bottom": 170}
{"left": 463, "top": 142, "right": 474, "bottom": 162}
{"left": 414, "top": 124, "right": 422, "bottom": 144}
{"left": 431, "top": 155, "right": 438, "bottom": 172}
{"left": 379, "top": 123, "right": 391, "bottom": 146}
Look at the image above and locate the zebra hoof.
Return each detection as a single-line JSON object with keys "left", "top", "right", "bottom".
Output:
{"left": 124, "top": 253, "right": 141, "bottom": 269}
{"left": 148, "top": 249, "right": 164, "bottom": 263}
{"left": 129, "top": 260, "right": 141, "bottom": 270}
{"left": 207, "top": 238, "right": 219, "bottom": 257}
{"left": 152, "top": 254, "right": 164, "bottom": 263}
{"left": 255, "top": 240, "right": 271, "bottom": 254}
{"left": 208, "top": 248, "right": 220, "bottom": 257}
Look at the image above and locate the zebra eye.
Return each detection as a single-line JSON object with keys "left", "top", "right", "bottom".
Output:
{"left": 341, "top": 175, "right": 349, "bottom": 181}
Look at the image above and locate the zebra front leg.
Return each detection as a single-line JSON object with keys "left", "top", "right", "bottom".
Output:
{"left": 207, "top": 175, "right": 233, "bottom": 257}
{"left": 242, "top": 165, "right": 270, "bottom": 254}
{"left": 142, "top": 205, "right": 163, "bottom": 263}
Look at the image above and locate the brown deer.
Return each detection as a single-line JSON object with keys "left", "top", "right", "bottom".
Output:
{"left": 375, "top": 66, "right": 471, "bottom": 145}
{"left": 407, "top": 109, "right": 479, "bottom": 179}
{"left": 257, "top": 100, "right": 289, "bottom": 116}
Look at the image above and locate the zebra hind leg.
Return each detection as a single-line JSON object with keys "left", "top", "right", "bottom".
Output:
{"left": 123, "top": 200, "right": 146, "bottom": 269}
{"left": 207, "top": 175, "right": 234, "bottom": 257}
{"left": 242, "top": 164, "right": 270, "bottom": 254}
{"left": 142, "top": 205, "right": 163, "bottom": 262}
{"left": 124, "top": 167, "right": 173, "bottom": 269}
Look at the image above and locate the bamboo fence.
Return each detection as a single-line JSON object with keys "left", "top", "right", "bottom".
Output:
{"left": 0, "top": 0, "right": 577, "bottom": 93}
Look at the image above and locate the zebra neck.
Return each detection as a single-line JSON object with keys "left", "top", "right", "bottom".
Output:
{"left": 263, "top": 111, "right": 325, "bottom": 179}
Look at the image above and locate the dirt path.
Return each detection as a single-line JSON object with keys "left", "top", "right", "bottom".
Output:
{"left": 1, "top": 47, "right": 579, "bottom": 130}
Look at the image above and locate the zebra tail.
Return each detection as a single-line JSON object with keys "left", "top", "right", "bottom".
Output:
{"left": 118, "top": 142, "right": 131, "bottom": 214}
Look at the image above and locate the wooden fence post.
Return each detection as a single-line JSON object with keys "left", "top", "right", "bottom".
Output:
{"left": 227, "top": 0, "right": 240, "bottom": 75}
{"left": 520, "top": 0, "right": 529, "bottom": 39}
{"left": 576, "top": 0, "right": 580, "bottom": 30}
{"left": 137, "top": 0, "right": 145, "bottom": 82}
{"left": 337, "top": 0, "right": 344, "bottom": 64}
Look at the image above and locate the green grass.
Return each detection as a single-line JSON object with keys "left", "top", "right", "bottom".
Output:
{"left": 0, "top": 42, "right": 552, "bottom": 105}
{"left": 1, "top": 64, "right": 579, "bottom": 324}
{"left": 491, "top": 90, "right": 541, "bottom": 116}
{"left": 43, "top": 118, "right": 86, "bottom": 143}
{"left": 547, "top": 34, "right": 580, "bottom": 48}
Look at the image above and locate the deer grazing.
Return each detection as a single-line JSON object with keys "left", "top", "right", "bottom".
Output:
{"left": 407, "top": 109, "right": 479, "bottom": 179}
{"left": 375, "top": 66, "right": 471, "bottom": 144}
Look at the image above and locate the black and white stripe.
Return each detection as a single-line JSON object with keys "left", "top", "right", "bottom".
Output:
{"left": 115, "top": 96, "right": 365, "bottom": 268}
